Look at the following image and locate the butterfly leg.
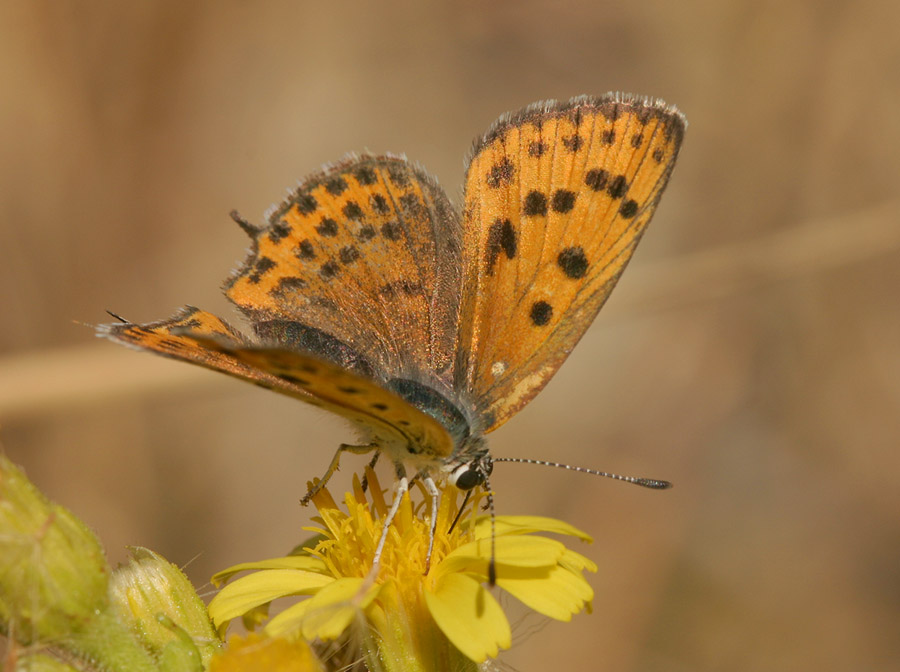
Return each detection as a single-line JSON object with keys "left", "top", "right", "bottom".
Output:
{"left": 359, "top": 451, "right": 382, "bottom": 493}
{"left": 301, "top": 442, "right": 377, "bottom": 506}
{"left": 355, "top": 464, "right": 409, "bottom": 600}
{"left": 371, "top": 463, "right": 409, "bottom": 570}
{"left": 423, "top": 474, "right": 440, "bottom": 575}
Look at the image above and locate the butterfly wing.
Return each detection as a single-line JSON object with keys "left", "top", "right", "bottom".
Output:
{"left": 455, "top": 94, "right": 685, "bottom": 432}
{"left": 99, "top": 307, "right": 455, "bottom": 458}
{"left": 225, "top": 154, "right": 461, "bottom": 385}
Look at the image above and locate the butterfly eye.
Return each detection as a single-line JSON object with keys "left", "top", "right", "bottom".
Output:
{"left": 448, "top": 463, "right": 484, "bottom": 491}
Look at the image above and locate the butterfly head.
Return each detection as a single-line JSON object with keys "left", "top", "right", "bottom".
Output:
{"left": 445, "top": 436, "right": 492, "bottom": 491}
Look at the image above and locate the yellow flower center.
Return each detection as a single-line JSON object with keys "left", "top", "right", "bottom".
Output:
{"left": 308, "top": 469, "right": 473, "bottom": 593}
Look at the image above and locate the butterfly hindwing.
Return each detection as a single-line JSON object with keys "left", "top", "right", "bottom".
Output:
{"left": 99, "top": 307, "right": 455, "bottom": 459}
{"left": 456, "top": 94, "right": 685, "bottom": 432}
{"left": 225, "top": 155, "right": 462, "bottom": 383}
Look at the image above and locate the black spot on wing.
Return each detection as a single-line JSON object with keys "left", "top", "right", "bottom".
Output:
{"left": 557, "top": 247, "right": 588, "bottom": 279}
{"left": 387, "top": 163, "right": 410, "bottom": 188}
{"left": 296, "top": 240, "right": 316, "bottom": 259}
{"left": 379, "top": 280, "right": 423, "bottom": 298}
{"left": 339, "top": 245, "right": 360, "bottom": 264}
{"left": 584, "top": 169, "right": 608, "bottom": 191}
{"left": 607, "top": 175, "right": 628, "bottom": 199}
{"left": 272, "top": 276, "right": 307, "bottom": 297}
{"left": 381, "top": 221, "right": 403, "bottom": 241}
{"left": 486, "top": 157, "right": 515, "bottom": 188}
{"left": 551, "top": 190, "right": 577, "bottom": 213}
{"left": 268, "top": 222, "right": 291, "bottom": 242}
{"left": 320, "top": 260, "right": 340, "bottom": 278}
{"left": 324, "top": 177, "right": 348, "bottom": 196}
{"left": 249, "top": 256, "right": 277, "bottom": 284}
{"left": 530, "top": 300, "right": 553, "bottom": 326}
{"left": 296, "top": 194, "right": 318, "bottom": 215}
{"left": 342, "top": 201, "right": 364, "bottom": 220}
{"left": 278, "top": 373, "right": 311, "bottom": 386}
{"left": 562, "top": 135, "right": 583, "bottom": 152}
{"left": 523, "top": 190, "right": 548, "bottom": 216}
{"left": 619, "top": 199, "right": 639, "bottom": 218}
{"left": 485, "top": 218, "right": 517, "bottom": 274}
{"left": 317, "top": 218, "right": 339, "bottom": 236}
{"left": 370, "top": 193, "right": 390, "bottom": 215}
{"left": 355, "top": 166, "right": 377, "bottom": 185}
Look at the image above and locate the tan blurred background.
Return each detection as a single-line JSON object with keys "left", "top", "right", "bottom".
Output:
{"left": 2, "top": 1, "right": 899, "bottom": 670}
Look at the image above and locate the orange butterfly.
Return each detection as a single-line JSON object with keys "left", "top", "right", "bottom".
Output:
{"left": 100, "top": 93, "right": 684, "bottom": 572}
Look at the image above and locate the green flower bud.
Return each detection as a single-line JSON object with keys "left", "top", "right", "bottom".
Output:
{"left": 0, "top": 456, "right": 108, "bottom": 643}
{"left": 109, "top": 547, "right": 222, "bottom": 671}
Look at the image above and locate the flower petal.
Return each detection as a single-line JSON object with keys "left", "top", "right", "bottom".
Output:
{"left": 560, "top": 547, "right": 598, "bottom": 574}
{"left": 208, "top": 569, "right": 334, "bottom": 628}
{"left": 424, "top": 573, "right": 511, "bottom": 663}
{"left": 472, "top": 515, "right": 593, "bottom": 542}
{"left": 265, "top": 577, "right": 378, "bottom": 639}
{"left": 211, "top": 556, "right": 329, "bottom": 587}
{"left": 436, "top": 535, "right": 565, "bottom": 579}
{"left": 496, "top": 563, "right": 594, "bottom": 621}
{"left": 263, "top": 599, "right": 314, "bottom": 638}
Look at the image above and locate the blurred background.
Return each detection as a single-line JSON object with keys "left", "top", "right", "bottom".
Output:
{"left": 2, "top": 1, "right": 899, "bottom": 670}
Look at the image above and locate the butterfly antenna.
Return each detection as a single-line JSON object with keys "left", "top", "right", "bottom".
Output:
{"left": 105, "top": 310, "right": 129, "bottom": 323}
{"left": 491, "top": 457, "right": 672, "bottom": 489}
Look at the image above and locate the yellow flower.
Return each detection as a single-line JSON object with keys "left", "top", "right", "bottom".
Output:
{"left": 209, "top": 469, "right": 596, "bottom": 669}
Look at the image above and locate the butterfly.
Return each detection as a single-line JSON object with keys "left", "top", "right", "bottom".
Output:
{"left": 99, "top": 93, "right": 684, "bottom": 575}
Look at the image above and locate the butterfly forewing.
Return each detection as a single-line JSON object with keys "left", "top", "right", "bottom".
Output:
{"left": 457, "top": 94, "right": 685, "bottom": 432}
{"left": 225, "top": 155, "right": 462, "bottom": 382}
{"left": 100, "top": 307, "right": 455, "bottom": 459}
